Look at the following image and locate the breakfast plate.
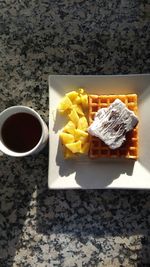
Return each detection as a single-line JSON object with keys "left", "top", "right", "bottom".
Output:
{"left": 49, "top": 74, "right": 150, "bottom": 189}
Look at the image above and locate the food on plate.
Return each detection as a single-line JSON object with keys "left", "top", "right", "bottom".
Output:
{"left": 88, "top": 94, "right": 139, "bottom": 159}
{"left": 66, "top": 140, "right": 82, "bottom": 153}
{"left": 63, "top": 147, "right": 74, "bottom": 159}
{"left": 78, "top": 117, "right": 88, "bottom": 131}
{"left": 74, "top": 129, "right": 88, "bottom": 143}
{"left": 88, "top": 98, "right": 138, "bottom": 149}
{"left": 58, "top": 89, "right": 89, "bottom": 158}
{"left": 63, "top": 121, "right": 76, "bottom": 135}
{"left": 58, "top": 88, "right": 88, "bottom": 113}
{"left": 58, "top": 96, "right": 72, "bottom": 112}
{"left": 68, "top": 109, "right": 80, "bottom": 126}
{"left": 59, "top": 132, "right": 75, "bottom": 144}
{"left": 81, "top": 142, "right": 90, "bottom": 154}
{"left": 58, "top": 91, "right": 139, "bottom": 160}
{"left": 66, "top": 91, "right": 78, "bottom": 100}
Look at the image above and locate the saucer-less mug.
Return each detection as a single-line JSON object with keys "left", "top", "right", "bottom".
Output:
{"left": 0, "top": 106, "right": 49, "bottom": 157}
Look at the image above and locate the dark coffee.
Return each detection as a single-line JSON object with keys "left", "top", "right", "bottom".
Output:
{"left": 1, "top": 113, "right": 42, "bottom": 153}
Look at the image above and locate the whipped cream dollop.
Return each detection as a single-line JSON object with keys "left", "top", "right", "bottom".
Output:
{"left": 88, "top": 99, "right": 138, "bottom": 149}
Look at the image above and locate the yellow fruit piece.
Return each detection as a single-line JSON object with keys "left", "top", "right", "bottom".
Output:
{"left": 75, "top": 129, "right": 88, "bottom": 138}
{"left": 63, "top": 121, "right": 75, "bottom": 135}
{"left": 81, "top": 95, "right": 88, "bottom": 109}
{"left": 68, "top": 109, "right": 79, "bottom": 126}
{"left": 64, "top": 148, "right": 74, "bottom": 159}
{"left": 59, "top": 132, "right": 74, "bottom": 145}
{"left": 81, "top": 142, "right": 90, "bottom": 154}
{"left": 72, "top": 104, "right": 84, "bottom": 116}
{"left": 58, "top": 88, "right": 89, "bottom": 158}
{"left": 78, "top": 88, "right": 84, "bottom": 95}
{"left": 74, "top": 96, "right": 81, "bottom": 105}
{"left": 66, "top": 91, "right": 78, "bottom": 101}
{"left": 58, "top": 96, "right": 72, "bottom": 112}
{"left": 78, "top": 117, "right": 88, "bottom": 131}
{"left": 74, "top": 129, "right": 89, "bottom": 143}
{"left": 66, "top": 140, "right": 82, "bottom": 153}
{"left": 74, "top": 129, "right": 88, "bottom": 143}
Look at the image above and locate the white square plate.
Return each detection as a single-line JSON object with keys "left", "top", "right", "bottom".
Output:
{"left": 49, "top": 74, "right": 150, "bottom": 189}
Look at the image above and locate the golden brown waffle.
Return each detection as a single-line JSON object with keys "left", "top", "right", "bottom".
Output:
{"left": 88, "top": 94, "right": 138, "bottom": 159}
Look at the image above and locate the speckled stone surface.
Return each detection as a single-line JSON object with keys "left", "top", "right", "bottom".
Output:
{"left": 0, "top": 0, "right": 150, "bottom": 266}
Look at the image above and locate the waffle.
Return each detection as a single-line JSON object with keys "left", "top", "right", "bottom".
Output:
{"left": 88, "top": 94, "right": 138, "bottom": 159}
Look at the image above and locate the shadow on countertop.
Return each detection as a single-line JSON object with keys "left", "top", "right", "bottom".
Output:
{"left": 1, "top": 146, "right": 150, "bottom": 266}
{"left": 0, "top": 147, "right": 48, "bottom": 267}
{"left": 36, "top": 174, "right": 150, "bottom": 265}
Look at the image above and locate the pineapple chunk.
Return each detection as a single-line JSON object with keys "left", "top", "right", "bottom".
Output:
{"left": 66, "top": 140, "right": 82, "bottom": 153}
{"left": 58, "top": 96, "right": 72, "bottom": 112}
{"left": 66, "top": 91, "right": 78, "bottom": 101}
{"left": 58, "top": 88, "right": 89, "bottom": 157}
{"left": 72, "top": 104, "right": 84, "bottom": 116}
{"left": 74, "top": 96, "right": 81, "bottom": 105}
{"left": 59, "top": 132, "right": 74, "bottom": 145}
{"left": 81, "top": 142, "right": 90, "bottom": 154}
{"left": 78, "top": 88, "right": 84, "bottom": 95}
{"left": 74, "top": 129, "right": 89, "bottom": 143}
{"left": 78, "top": 117, "right": 88, "bottom": 131}
{"left": 81, "top": 95, "right": 88, "bottom": 109}
{"left": 63, "top": 121, "right": 75, "bottom": 135}
{"left": 74, "top": 129, "right": 88, "bottom": 138}
{"left": 64, "top": 148, "right": 74, "bottom": 159}
{"left": 68, "top": 109, "right": 79, "bottom": 126}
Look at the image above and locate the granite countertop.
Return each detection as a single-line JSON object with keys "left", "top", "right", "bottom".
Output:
{"left": 0, "top": 0, "right": 150, "bottom": 266}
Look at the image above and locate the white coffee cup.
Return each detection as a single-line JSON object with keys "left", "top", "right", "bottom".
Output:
{"left": 0, "top": 106, "right": 49, "bottom": 157}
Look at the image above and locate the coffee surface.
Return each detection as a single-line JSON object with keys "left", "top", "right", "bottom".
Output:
{"left": 1, "top": 113, "right": 42, "bottom": 153}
